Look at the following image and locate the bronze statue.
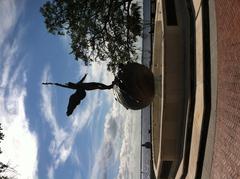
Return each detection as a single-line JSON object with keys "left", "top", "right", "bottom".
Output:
{"left": 42, "top": 74, "right": 114, "bottom": 116}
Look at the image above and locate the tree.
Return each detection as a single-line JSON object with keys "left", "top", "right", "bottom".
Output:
{"left": 40, "top": 0, "right": 142, "bottom": 72}
{"left": 0, "top": 124, "right": 14, "bottom": 179}
{"left": 0, "top": 125, "right": 3, "bottom": 154}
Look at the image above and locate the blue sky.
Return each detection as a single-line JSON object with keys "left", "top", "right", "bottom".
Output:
{"left": 0, "top": 0, "right": 141, "bottom": 179}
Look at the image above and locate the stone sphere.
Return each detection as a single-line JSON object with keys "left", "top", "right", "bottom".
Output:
{"left": 114, "top": 63, "right": 155, "bottom": 110}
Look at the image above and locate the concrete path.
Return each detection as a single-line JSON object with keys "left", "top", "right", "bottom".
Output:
{"left": 185, "top": 0, "right": 205, "bottom": 178}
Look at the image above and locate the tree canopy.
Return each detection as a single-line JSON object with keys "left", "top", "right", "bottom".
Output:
{"left": 0, "top": 124, "right": 10, "bottom": 179}
{"left": 40, "top": 0, "right": 142, "bottom": 72}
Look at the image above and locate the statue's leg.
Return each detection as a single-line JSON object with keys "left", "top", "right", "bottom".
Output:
{"left": 83, "top": 82, "right": 113, "bottom": 90}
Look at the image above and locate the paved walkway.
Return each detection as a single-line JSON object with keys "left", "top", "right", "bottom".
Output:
{"left": 185, "top": 0, "right": 205, "bottom": 178}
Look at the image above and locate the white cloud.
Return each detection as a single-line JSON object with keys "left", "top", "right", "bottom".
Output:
{"left": 0, "top": 89, "right": 38, "bottom": 179}
{"left": 91, "top": 101, "right": 141, "bottom": 179}
{"left": 90, "top": 112, "right": 118, "bottom": 179}
{"left": 47, "top": 166, "right": 54, "bottom": 179}
{"left": 117, "top": 109, "right": 141, "bottom": 179}
{"left": 0, "top": 0, "right": 25, "bottom": 48}
{"left": 0, "top": 0, "right": 16, "bottom": 47}
{"left": 0, "top": 33, "right": 38, "bottom": 179}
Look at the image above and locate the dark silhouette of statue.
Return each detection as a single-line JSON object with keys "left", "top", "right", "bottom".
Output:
{"left": 42, "top": 74, "right": 114, "bottom": 116}
{"left": 42, "top": 63, "right": 155, "bottom": 116}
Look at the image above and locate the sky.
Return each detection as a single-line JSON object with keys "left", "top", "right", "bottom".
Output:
{"left": 0, "top": 0, "right": 142, "bottom": 179}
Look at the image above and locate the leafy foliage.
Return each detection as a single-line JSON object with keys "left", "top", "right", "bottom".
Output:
{"left": 0, "top": 124, "right": 4, "bottom": 155}
{"left": 40, "top": 0, "right": 142, "bottom": 72}
{"left": 0, "top": 124, "right": 11, "bottom": 179}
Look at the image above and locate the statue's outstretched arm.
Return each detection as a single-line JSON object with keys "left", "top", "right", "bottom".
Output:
{"left": 42, "top": 82, "right": 76, "bottom": 89}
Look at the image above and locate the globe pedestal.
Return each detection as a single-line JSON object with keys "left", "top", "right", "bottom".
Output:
{"left": 114, "top": 63, "right": 155, "bottom": 110}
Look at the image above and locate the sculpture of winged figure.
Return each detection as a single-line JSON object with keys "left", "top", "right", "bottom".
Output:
{"left": 42, "top": 74, "right": 115, "bottom": 116}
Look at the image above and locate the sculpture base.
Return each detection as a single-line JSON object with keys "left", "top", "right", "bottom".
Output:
{"left": 114, "top": 63, "right": 155, "bottom": 110}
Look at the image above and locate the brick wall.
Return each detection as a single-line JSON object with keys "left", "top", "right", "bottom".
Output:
{"left": 211, "top": 0, "right": 240, "bottom": 178}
